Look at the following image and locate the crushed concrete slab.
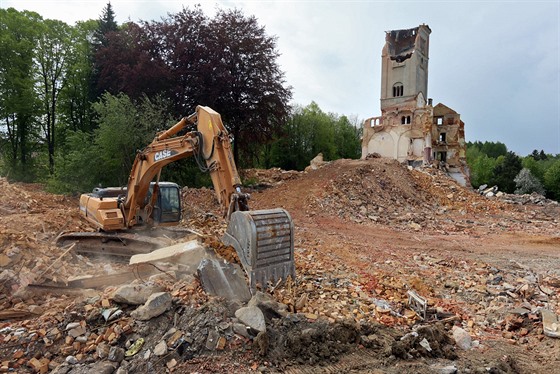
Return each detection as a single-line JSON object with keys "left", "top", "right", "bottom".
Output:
{"left": 248, "top": 291, "right": 288, "bottom": 318}
{"left": 452, "top": 326, "right": 472, "bottom": 350}
{"left": 153, "top": 340, "right": 167, "bottom": 356}
{"left": 233, "top": 322, "right": 250, "bottom": 338}
{"left": 130, "top": 292, "right": 172, "bottom": 321}
{"left": 205, "top": 329, "right": 220, "bottom": 350}
{"left": 110, "top": 283, "right": 165, "bottom": 305}
{"left": 130, "top": 240, "right": 215, "bottom": 274}
{"left": 235, "top": 306, "right": 266, "bottom": 333}
{"left": 197, "top": 259, "right": 251, "bottom": 303}
{"left": 542, "top": 309, "right": 560, "bottom": 338}
{"left": 107, "top": 347, "right": 125, "bottom": 363}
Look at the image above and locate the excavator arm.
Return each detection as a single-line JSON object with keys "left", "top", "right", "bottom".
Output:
{"left": 122, "top": 106, "right": 248, "bottom": 227}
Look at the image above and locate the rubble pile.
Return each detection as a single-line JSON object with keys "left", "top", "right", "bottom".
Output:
{"left": 1, "top": 158, "right": 560, "bottom": 373}
{"left": 278, "top": 159, "right": 558, "bottom": 235}
{"left": 239, "top": 168, "right": 301, "bottom": 189}
{"left": 498, "top": 192, "right": 559, "bottom": 207}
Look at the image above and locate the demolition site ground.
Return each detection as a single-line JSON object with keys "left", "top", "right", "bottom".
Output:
{"left": 0, "top": 158, "right": 559, "bottom": 373}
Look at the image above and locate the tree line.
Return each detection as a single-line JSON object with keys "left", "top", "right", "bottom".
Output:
{"left": 467, "top": 141, "right": 560, "bottom": 200}
{"left": 0, "top": 4, "right": 361, "bottom": 192}
{"left": 1, "top": 5, "right": 557, "bottom": 201}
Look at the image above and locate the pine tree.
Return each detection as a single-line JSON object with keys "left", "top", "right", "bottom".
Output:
{"left": 93, "top": 2, "right": 118, "bottom": 48}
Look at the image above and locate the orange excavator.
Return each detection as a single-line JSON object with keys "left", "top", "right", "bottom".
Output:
{"left": 57, "top": 106, "right": 295, "bottom": 289}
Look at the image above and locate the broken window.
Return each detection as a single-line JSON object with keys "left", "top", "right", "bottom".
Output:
{"left": 401, "top": 115, "right": 411, "bottom": 125}
{"left": 436, "top": 117, "right": 443, "bottom": 125}
{"left": 439, "top": 133, "right": 446, "bottom": 142}
{"left": 437, "top": 152, "right": 447, "bottom": 162}
{"left": 393, "top": 83, "right": 404, "bottom": 97}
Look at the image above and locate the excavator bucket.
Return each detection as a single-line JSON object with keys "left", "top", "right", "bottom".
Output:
{"left": 222, "top": 208, "right": 295, "bottom": 292}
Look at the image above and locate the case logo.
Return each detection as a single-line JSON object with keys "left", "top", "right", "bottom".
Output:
{"left": 154, "top": 149, "right": 173, "bottom": 162}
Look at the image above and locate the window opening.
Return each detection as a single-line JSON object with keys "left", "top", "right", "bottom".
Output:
{"left": 439, "top": 133, "right": 446, "bottom": 142}
{"left": 393, "top": 83, "right": 404, "bottom": 97}
{"left": 436, "top": 117, "right": 443, "bottom": 125}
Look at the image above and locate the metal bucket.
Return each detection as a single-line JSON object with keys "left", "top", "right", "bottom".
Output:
{"left": 222, "top": 208, "right": 295, "bottom": 292}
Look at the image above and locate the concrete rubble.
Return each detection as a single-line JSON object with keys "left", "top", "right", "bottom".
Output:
{"left": 197, "top": 258, "right": 252, "bottom": 303}
{"left": 109, "top": 283, "right": 165, "bottom": 305}
{"left": 0, "top": 159, "right": 559, "bottom": 372}
{"left": 130, "top": 292, "right": 172, "bottom": 321}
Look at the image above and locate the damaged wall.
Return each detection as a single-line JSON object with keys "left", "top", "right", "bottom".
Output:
{"left": 362, "top": 24, "right": 469, "bottom": 185}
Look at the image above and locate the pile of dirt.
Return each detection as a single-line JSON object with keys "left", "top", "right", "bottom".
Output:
{"left": 247, "top": 158, "right": 559, "bottom": 236}
{"left": 240, "top": 168, "right": 301, "bottom": 188}
{"left": 266, "top": 318, "right": 361, "bottom": 366}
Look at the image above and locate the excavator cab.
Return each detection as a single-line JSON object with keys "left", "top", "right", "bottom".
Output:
{"left": 86, "top": 182, "right": 182, "bottom": 226}
{"left": 145, "top": 182, "right": 181, "bottom": 224}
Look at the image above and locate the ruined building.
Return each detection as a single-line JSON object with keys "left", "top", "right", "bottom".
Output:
{"left": 361, "top": 24, "right": 469, "bottom": 185}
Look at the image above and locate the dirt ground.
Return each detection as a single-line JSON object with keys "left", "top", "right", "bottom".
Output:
{"left": 1, "top": 158, "right": 559, "bottom": 373}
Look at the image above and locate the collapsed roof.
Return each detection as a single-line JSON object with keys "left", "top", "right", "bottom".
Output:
{"left": 386, "top": 27, "right": 419, "bottom": 62}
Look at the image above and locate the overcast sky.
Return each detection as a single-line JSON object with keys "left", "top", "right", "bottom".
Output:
{"left": 4, "top": 0, "right": 560, "bottom": 155}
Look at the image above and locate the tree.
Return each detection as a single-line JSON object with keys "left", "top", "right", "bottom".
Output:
{"left": 529, "top": 149, "right": 548, "bottom": 161}
{"left": 481, "top": 141, "right": 507, "bottom": 158}
{"left": 469, "top": 154, "right": 497, "bottom": 188}
{"left": 0, "top": 8, "right": 42, "bottom": 180}
{"left": 93, "top": 2, "right": 118, "bottom": 48}
{"left": 95, "top": 22, "right": 171, "bottom": 99}
{"left": 333, "top": 115, "right": 361, "bottom": 159}
{"left": 514, "top": 168, "right": 545, "bottom": 195}
{"left": 51, "top": 93, "right": 174, "bottom": 192}
{"left": 59, "top": 20, "right": 98, "bottom": 134}
{"left": 148, "top": 6, "right": 211, "bottom": 114}
{"left": 35, "top": 18, "right": 73, "bottom": 174}
{"left": 266, "top": 102, "right": 360, "bottom": 171}
{"left": 205, "top": 9, "right": 292, "bottom": 165}
{"left": 521, "top": 155, "right": 545, "bottom": 182}
{"left": 543, "top": 160, "right": 560, "bottom": 200}
{"left": 489, "top": 151, "right": 522, "bottom": 193}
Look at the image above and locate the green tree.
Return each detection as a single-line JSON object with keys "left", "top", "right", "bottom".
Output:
{"left": 35, "top": 18, "right": 73, "bottom": 174}
{"left": 59, "top": 20, "right": 98, "bottom": 134}
{"left": 50, "top": 93, "right": 176, "bottom": 193}
{"left": 92, "top": 93, "right": 150, "bottom": 186}
{"left": 469, "top": 154, "right": 497, "bottom": 188}
{"left": 267, "top": 102, "right": 360, "bottom": 171}
{"left": 93, "top": 2, "right": 118, "bottom": 48}
{"left": 521, "top": 156, "right": 545, "bottom": 182}
{"left": 543, "top": 160, "right": 560, "bottom": 200}
{"left": 0, "top": 8, "right": 42, "bottom": 181}
{"left": 333, "top": 115, "right": 361, "bottom": 159}
{"left": 481, "top": 141, "right": 507, "bottom": 158}
{"left": 47, "top": 130, "right": 98, "bottom": 192}
{"left": 489, "top": 151, "right": 522, "bottom": 193}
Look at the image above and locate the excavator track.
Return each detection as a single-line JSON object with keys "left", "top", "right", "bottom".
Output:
{"left": 56, "top": 231, "right": 173, "bottom": 258}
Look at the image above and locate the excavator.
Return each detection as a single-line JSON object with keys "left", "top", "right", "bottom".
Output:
{"left": 57, "top": 106, "right": 295, "bottom": 290}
